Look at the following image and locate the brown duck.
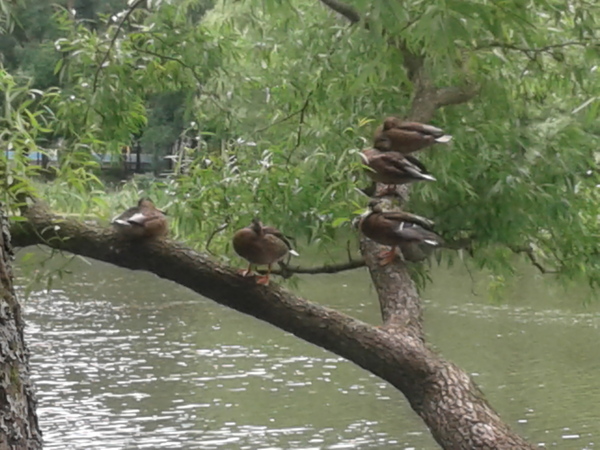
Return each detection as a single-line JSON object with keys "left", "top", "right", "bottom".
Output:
{"left": 374, "top": 116, "right": 452, "bottom": 154}
{"left": 233, "top": 218, "right": 299, "bottom": 285}
{"left": 360, "top": 148, "right": 435, "bottom": 189}
{"left": 359, "top": 199, "right": 443, "bottom": 265}
{"left": 111, "top": 198, "right": 168, "bottom": 240}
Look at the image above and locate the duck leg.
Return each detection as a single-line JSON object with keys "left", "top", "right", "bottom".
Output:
{"left": 384, "top": 184, "right": 398, "bottom": 195}
{"left": 238, "top": 263, "right": 254, "bottom": 277}
{"left": 375, "top": 184, "right": 398, "bottom": 197}
{"left": 377, "top": 247, "right": 398, "bottom": 266}
{"left": 256, "top": 264, "right": 271, "bottom": 285}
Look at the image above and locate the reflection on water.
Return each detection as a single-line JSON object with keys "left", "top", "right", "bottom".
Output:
{"left": 17, "top": 249, "right": 600, "bottom": 449}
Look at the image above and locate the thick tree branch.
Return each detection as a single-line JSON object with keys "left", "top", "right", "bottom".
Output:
{"left": 10, "top": 203, "right": 532, "bottom": 449}
{"left": 316, "top": 0, "right": 479, "bottom": 333}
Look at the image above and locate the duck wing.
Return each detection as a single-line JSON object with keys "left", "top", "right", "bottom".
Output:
{"left": 396, "top": 224, "right": 444, "bottom": 246}
{"left": 126, "top": 212, "right": 153, "bottom": 227}
{"left": 394, "top": 121, "right": 445, "bottom": 137}
{"left": 262, "top": 226, "right": 299, "bottom": 256}
{"left": 381, "top": 211, "right": 435, "bottom": 230}
{"left": 382, "top": 118, "right": 452, "bottom": 143}
{"left": 111, "top": 206, "right": 140, "bottom": 226}
{"left": 372, "top": 152, "right": 436, "bottom": 182}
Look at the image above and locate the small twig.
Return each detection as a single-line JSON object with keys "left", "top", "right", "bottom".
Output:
{"left": 461, "top": 258, "right": 479, "bottom": 296}
{"left": 346, "top": 239, "right": 354, "bottom": 262}
{"left": 132, "top": 45, "right": 205, "bottom": 86}
{"left": 263, "top": 259, "right": 366, "bottom": 277}
{"left": 284, "top": 92, "right": 313, "bottom": 167}
{"left": 476, "top": 40, "right": 592, "bottom": 59}
{"left": 255, "top": 110, "right": 303, "bottom": 133}
{"left": 510, "top": 245, "right": 558, "bottom": 275}
{"left": 397, "top": 10, "right": 426, "bottom": 35}
{"left": 91, "top": 0, "right": 146, "bottom": 94}
{"left": 206, "top": 222, "right": 229, "bottom": 256}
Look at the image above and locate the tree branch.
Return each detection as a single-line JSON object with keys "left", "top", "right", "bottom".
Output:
{"left": 316, "top": 0, "right": 479, "bottom": 333}
{"left": 10, "top": 203, "right": 533, "bottom": 449}
{"left": 285, "top": 91, "right": 313, "bottom": 166}
{"left": 91, "top": 0, "right": 146, "bottom": 94}
{"left": 476, "top": 40, "right": 593, "bottom": 58}
{"left": 270, "top": 259, "right": 365, "bottom": 277}
{"left": 318, "top": 0, "right": 361, "bottom": 24}
{"left": 510, "top": 245, "right": 558, "bottom": 275}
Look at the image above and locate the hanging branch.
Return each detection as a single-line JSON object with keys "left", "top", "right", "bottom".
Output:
{"left": 91, "top": 0, "right": 146, "bottom": 94}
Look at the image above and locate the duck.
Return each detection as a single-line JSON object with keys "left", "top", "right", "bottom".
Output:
{"left": 232, "top": 218, "right": 299, "bottom": 285}
{"left": 358, "top": 199, "right": 443, "bottom": 265}
{"left": 360, "top": 148, "right": 435, "bottom": 195}
{"left": 111, "top": 198, "right": 168, "bottom": 240}
{"left": 373, "top": 116, "right": 452, "bottom": 154}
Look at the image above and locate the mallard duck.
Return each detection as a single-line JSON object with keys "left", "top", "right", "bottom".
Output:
{"left": 232, "top": 218, "right": 299, "bottom": 285}
{"left": 360, "top": 148, "right": 435, "bottom": 191}
{"left": 359, "top": 199, "right": 443, "bottom": 265}
{"left": 111, "top": 198, "right": 168, "bottom": 240}
{"left": 374, "top": 116, "right": 452, "bottom": 154}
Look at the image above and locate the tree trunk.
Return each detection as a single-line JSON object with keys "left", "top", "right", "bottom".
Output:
{"left": 11, "top": 203, "right": 533, "bottom": 449}
{"left": 0, "top": 207, "right": 43, "bottom": 450}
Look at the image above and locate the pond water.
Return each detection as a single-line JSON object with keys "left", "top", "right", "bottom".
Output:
{"left": 16, "top": 247, "right": 600, "bottom": 449}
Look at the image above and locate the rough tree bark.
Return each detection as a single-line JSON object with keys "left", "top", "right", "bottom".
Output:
{"left": 10, "top": 202, "right": 533, "bottom": 449}
{"left": 4, "top": 1, "right": 532, "bottom": 448}
{"left": 0, "top": 207, "right": 43, "bottom": 450}
{"left": 322, "top": 1, "right": 527, "bottom": 447}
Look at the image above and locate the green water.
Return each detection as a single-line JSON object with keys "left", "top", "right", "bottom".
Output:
{"left": 17, "top": 248, "right": 599, "bottom": 449}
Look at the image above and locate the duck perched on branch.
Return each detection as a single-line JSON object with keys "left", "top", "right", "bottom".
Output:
{"left": 359, "top": 199, "right": 443, "bottom": 265}
{"left": 360, "top": 148, "right": 435, "bottom": 192}
{"left": 111, "top": 198, "right": 168, "bottom": 240}
{"left": 374, "top": 116, "right": 452, "bottom": 155}
{"left": 233, "top": 218, "right": 299, "bottom": 285}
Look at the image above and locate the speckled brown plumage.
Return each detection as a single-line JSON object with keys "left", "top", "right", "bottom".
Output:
{"left": 359, "top": 200, "right": 443, "bottom": 265}
{"left": 111, "top": 198, "right": 168, "bottom": 240}
{"left": 233, "top": 218, "right": 298, "bottom": 285}
{"left": 374, "top": 116, "right": 452, "bottom": 155}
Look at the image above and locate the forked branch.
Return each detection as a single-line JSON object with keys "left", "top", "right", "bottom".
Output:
{"left": 10, "top": 202, "right": 533, "bottom": 449}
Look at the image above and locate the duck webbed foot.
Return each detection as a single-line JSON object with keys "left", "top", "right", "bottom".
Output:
{"left": 377, "top": 247, "right": 398, "bottom": 266}
{"left": 238, "top": 264, "right": 254, "bottom": 277}
{"left": 255, "top": 264, "right": 272, "bottom": 285}
{"left": 375, "top": 184, "right": 398, "bottom": 197}
{"left": 255, "top": 275, "right": 270, "bottom": 285}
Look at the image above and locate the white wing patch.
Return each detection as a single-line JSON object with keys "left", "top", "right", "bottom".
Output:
{"left": 127, "top": 212, "right": 147, "bottom": 225}
{"left": 435, "top": 135, "right": 453, "bottom": 143}
{"left": 395, "top": 222, "right": 406, "bottom": 232}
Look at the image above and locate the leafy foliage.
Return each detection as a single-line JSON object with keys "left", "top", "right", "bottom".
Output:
{"left": 1, "top": 0, "right": 599, "bottom": 291}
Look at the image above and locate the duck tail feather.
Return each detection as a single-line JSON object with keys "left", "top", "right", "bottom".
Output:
{"left": 420, "top": 173, "right": 437, "bottom": 182}
{"left": 435, "top": 135, "right": 453, "bottom": 143}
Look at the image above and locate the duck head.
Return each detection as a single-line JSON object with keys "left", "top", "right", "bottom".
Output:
{"left": 137, "top": 198, "right": 155, "bottom": 208}
{"left": 250, "top": 217, "right": 263, "bottom": 234}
